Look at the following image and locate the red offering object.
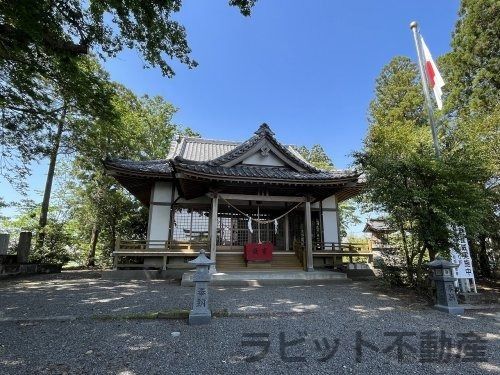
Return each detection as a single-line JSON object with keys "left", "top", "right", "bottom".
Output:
{"left": 244, "top": 242, "right": 273, "bottom": 261}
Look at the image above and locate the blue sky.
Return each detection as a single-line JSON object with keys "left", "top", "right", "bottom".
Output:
{"left": 1, "top": 0, "right": 460, "bottom": 229}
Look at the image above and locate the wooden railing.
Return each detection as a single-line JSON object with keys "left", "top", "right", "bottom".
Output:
{"left": 313, "top": 242, "right": 370, "bottom": 253}
{"left": 312, "top": 242, "right": 373, "bottom": 263}
{"left": 115, "top": 239, "right": 208, "bottom": 254}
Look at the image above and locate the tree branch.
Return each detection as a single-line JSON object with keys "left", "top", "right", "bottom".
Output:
{"left": 0, "top": 23, "right": 88, "bottom": 56}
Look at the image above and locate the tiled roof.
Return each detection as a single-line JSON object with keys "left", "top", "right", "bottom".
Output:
{"left": 363, "top": 219, "right": 394, "bottom": 233}
{"left": 105, "top": 124, "right": 362, "bottom": 185}
{"left": 167, "top": 137, "right": 240, "bottom": 161}
{"left": 104, "top": 159, "right": 173, "bottom": 175}
{"left": 175, "top": 161, "right": 358, "bottom": 181}
{"left": 166, "top": 124, "right": 318, "bottom": 172}
{"left": 197, "top": 123, "right": 320, "bottom": 172}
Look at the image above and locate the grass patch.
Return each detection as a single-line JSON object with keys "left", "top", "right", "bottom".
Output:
{"left": 93, "top": 308, "right": 234, "bottom": 321}
{"left": 157, "top": 309, "right": 190, "bottom": 319}
{"left": 93, "top": 309, "right": 190, "bottom": 321}
{"left": 212, "top": 308, "right": 230, "bottom": 317}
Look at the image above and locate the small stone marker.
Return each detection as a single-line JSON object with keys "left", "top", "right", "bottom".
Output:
{"left": 188, "top": 250, "right": 215, "bottom": 325}
{"left": 427, "top": 257, "right": 464, "bottom": 315}
{"left": 0, "top": 233, "right": 9, "bottom": 255}
{"left": 17, "top": 231, "right": 32, "bottom": 263}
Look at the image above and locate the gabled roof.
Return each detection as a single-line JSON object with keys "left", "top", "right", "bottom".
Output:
{"left": 104, "top": 123, "right": 365, "bottom": 203}
{"left": 166, "top": 124, "right": 317, "bottom": 172}
{"left": 183, "top": 123, "right": 320, "bottom": 172}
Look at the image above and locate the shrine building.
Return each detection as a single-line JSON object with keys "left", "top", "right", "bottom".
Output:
{"left": 104, "top": 123, "right": 368, "bottom": 273}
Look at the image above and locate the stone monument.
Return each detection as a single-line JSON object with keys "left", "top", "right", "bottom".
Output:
{"left": 0, "top": 233, "right": 9, "bottom": 255}
{"left": 427, "top": 257, "right": 464, "bottom": 315}
{"left": 17, "top": 231, "right": 32, "bottom": 263}
{"left": 188, "top": 250, "right": 215, "bottom": 325}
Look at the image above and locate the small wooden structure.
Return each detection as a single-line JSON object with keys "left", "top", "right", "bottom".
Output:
{"left": 105, "top": 124, "right": 368, "bottom": 272}
{"left": 363, "top": 218, "right": 397, "bottom": 251}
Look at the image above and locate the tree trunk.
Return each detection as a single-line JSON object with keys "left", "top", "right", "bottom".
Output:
{"left": 427, "top": 244, "right": 437, "bottom": 261}
{"left": 110, "top": 218, "right": 117, "bottom": 257}
{"left": 37, "top": 106, "right": 67, "bottom": 248}
{"left": 478, "top": 235, "right": 492, "bottom": 278}
{"left": 399, "top": 223, "right": 414, "bottom": 283}
{"left": 87, "top": 224, "right": 100, "bottom": 267}
{"left": 415, "top": 245, "right": 426, "bottom": 287}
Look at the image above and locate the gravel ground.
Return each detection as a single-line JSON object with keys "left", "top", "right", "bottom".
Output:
{"left": 0, "top": 271, "right": 498, "bottom": 374}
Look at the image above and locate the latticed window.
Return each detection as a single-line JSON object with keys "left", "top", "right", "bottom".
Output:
{"left": 312, "top": 211, "right": 322, "bottom": 244}
{"left": 216, "top": 208, "right": 285, "bottom": 249}
{"left": 289, "top": 210, "right": 322, "bottom": 245}
{"left": 171, "top": 205, "right": 319, "bottom": 249}
{"left": 172, "top": 208, "right": 210, "bottom": 243}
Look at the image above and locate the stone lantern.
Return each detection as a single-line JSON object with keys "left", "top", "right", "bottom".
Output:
{"left": 188, "top": 250, "right": 215, "bottom": 325}
{"left": 427, "top": 257, "right": 464, "bottom": 315}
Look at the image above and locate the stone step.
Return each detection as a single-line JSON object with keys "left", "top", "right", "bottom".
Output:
{"left": 181, "top": 270, "right": 348, "bottom": 286}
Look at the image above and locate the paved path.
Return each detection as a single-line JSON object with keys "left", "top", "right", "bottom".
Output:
{"left": 0, "top": 271, "right": 498, "bottom": 374}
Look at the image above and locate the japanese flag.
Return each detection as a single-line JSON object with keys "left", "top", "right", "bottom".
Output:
{"left": 420, "top": 36, "right": 445, "bottom": 109}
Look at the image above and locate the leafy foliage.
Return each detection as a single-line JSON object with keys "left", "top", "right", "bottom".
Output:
{"left": 0, "top": 56, "right": 117, "bottom": 190}
{"left": 64, "top": 86, "right": 194, "bottom": 266}
{"left": 440, "top": 0, "right": 500, "bottom": 117}
{"left": 356, "top": 52, "right": 498, "bottom": 284}
{"left": 0, "top": 0, "right": 255, "bottom": 191}
{"left": 294, "top": 144, "right": 360, "bottom": 237}
{"left": 29, "top": 221, "right": 71, "bottom": 264}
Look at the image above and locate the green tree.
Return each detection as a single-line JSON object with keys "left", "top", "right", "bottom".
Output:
{"left": 1, "top": 56, "right": 116, "bottom": 192}
{"left": 1, "top": 1, "right": 256, "bottom": 78}
{"left": 439, "top": 0, "right": 500, "bottom": 277}
{"left": 1, "top": 0, "right": 255, "bottom": 191}
{"left": 295, "top": 144, "right": 360, "bottom": 237}
{"left": 38, "top": 59, "right": 117, "bottom": 246}
{"left": 440, "top": 0, "right": 500, "bottom": 117}
{"left": 65, "top": 86, "right": 193, "bottom": 266}
{"left": 355, "top": 56, "right": 493, "bottom": 286}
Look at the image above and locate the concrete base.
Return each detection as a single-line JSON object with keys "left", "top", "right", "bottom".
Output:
{"left": 188, "top": 311, "right": 212, "bottom": 325}
{"left": 102, "top": 270, "right": 163, "bottom": 280}
{"left": 459, "top": 292, "right": 498, "bottom": 305}
{"left": 346, "top": 268, "right": 377, "bottom": 280}
{"left": 0, "top": 262, "right": 62, "bottom": 277}
{"left": 181, "top": 270, "right": 348, "bottom": 286}
{"left": 101, "top": 269, "right": 189, "bottom": 281}
{"left": 433, "top": 304, "right": 465, "bottom": 315}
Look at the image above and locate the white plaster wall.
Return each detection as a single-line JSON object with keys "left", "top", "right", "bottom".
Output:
{"left": 241, "top": 151, "right": 285, "bottom": 166}
{"left": 147, "top": 182, "right": 173, "bottom": 245}
{"left": 322, "top": 195, "right": 340, "bottom": 243}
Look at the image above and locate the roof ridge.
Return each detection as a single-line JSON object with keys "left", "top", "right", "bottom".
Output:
{"left": 182, "top": 137, "right": 241, "bottom": 145}
{"left": 203, "top": 123, "right": 321, "bottom": 173}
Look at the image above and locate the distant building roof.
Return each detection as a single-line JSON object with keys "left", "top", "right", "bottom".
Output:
{"left": 363, "top": 218, "right": 395, "bottom": 234}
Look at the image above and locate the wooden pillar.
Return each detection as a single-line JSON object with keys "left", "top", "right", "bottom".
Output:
{"left": 304, "top": 200, "right": 314, "bottom": 272}
{"left": 209, "top": 194, "right": 219, "bottom": 272}
{"left": 284, "top": 214, "right": 290, "bottom": 251}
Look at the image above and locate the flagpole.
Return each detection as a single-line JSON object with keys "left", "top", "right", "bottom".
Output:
{"left": 410, "top": 21, "right": 440, "bottom": 158}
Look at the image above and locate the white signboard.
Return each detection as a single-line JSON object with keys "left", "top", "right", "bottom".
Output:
{"left": 450, "top": 226, "right": 476, "bottom": 281}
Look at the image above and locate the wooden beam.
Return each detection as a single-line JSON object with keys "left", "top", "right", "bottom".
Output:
{"left": 209, "top": 195, "right": 219, "bottom": 272}
{"left": 284, "top": 214, "right": 290, "bottom": 251}
{"left": 304, "top": 200, "right": 314, "bottom": 272}
{"left": 217, "top": 193, "right": 306, "bottom": 202}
